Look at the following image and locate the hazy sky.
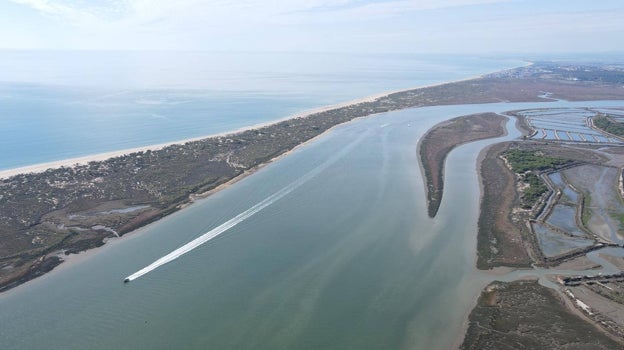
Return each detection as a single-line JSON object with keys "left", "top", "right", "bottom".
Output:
{"left": 2, "top": 0, "right": 623, "bottom": 53}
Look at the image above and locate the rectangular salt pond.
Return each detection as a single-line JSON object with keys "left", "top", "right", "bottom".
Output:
{"left": 547, "top": 172, "right": 579, "bottom": 203}
{"left": 521, "top": 108, "right": 589, "bottom": 116}
{"left": 529, "top": 117, "right": 589, "bottom": 125}
{"left": 592, "top": 135, "right": 609, "bottom": 143}
{"left": 521, "top": 108, "right": 623, "bottom": 144}
{"left": 562, "top": 187, "right": 579, "bottom": 203}
{"left": 548, "top": 172, "right": 566, "bottom": 188}
{"left": 543, "top": 129, "right": 558, "bottom": 140}
{"left": 555, "top": 131, "right": 571, "bottom": 141}
{"left": 533, "top": 222, "right": 594, "bottom": 257}
{"left": 591, "top": 108, "right": 624, "bottom": 116}
{"left": 546, "top": 204, "right": 587, "bottom": 237}
{"left": 535, "top": 126, "right": 597, "bottom": 135}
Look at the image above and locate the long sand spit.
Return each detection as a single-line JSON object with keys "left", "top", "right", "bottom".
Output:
{"left": 0, "top": 72, "right": 501, "bottom": 180}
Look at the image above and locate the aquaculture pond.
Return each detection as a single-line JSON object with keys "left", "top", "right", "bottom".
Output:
{"left": 547, "top": 172, "right": 580, "bottom": 204}
{"left": 533, "top": 223, "right": 594, "bottom": 257}
{"left": 562, "top": 165, "right": 624, "bottom": 244}
{"left": 520, "top": 108, "right": 623, "bottom": 144}
{"left": 546, "top": 205, "right": 587, "bottom": 237}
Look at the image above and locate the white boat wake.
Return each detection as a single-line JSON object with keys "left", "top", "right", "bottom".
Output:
{"left": 124, "top": 130, "right": 367, "bottom": 282}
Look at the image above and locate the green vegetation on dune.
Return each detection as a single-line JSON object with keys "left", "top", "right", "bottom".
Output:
{"left": 503, "top": 149, "right": 571, "bottom": 172}
{"left": 521, "top": 172, "right": 548, "bottom": 204}
{"left": 594, "top": 115, "right": 624, "bottom": 137}
{"left": 503, "top": 149, "right": 571, "bottom": 207}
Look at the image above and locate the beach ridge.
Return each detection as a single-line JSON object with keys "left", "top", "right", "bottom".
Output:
{"left": 0, "top": 72, "right": 495, "bottom": 180}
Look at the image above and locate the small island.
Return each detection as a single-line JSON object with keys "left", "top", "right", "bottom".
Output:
{"left": 418, "top": 112, "right": 507, "bottom": 217}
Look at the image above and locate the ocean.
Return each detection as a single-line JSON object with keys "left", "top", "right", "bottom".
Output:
{"left": 0, "top": 51, "right": 523, "bottom": 170}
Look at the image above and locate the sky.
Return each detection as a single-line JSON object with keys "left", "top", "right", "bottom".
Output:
{"left": 1, "top": 0, "right": 624, "bottom": 54}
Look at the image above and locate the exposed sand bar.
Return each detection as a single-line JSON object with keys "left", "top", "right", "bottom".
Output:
{"left": 0, "top": 72, "right": 498, "bottom": 180}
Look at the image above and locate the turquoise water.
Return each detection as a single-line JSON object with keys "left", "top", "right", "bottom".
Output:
{"left": 2, "top": 100, "right": 623, "bottom": 349}
{"left": 0, "top": 51, "right": 524, "bottom": 170}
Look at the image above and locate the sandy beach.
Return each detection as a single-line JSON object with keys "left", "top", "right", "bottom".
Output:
{"left": 0, "top": 72, "right": 498, "bottom": 180}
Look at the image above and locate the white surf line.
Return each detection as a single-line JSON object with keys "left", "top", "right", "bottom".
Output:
{"left": 124, "top": 130, "right": 369, "bottom": 283}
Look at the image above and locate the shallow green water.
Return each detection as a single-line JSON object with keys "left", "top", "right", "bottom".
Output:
{"left": 1, "top": 100, "right": 623, "bottom": 349}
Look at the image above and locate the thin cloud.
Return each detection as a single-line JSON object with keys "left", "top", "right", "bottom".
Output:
{"left": 4, "top": 0, "right": 624, "bottom": 53}
{"left": 10, "top": 0, "right": 122, "bottom": 24}
{"left": 10, "top": 0, "right": 511, "bottom": 26}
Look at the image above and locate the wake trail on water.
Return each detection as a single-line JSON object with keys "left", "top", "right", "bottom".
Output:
{"left": 124, "top": 129, "right": 368, "bottom": 282}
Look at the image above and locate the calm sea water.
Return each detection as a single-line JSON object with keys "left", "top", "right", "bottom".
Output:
{"left": 1, "top": 98, "right": 623, "bottom": 349}
{"left": 0, "top": 51, "right": 523, "bottom": 170}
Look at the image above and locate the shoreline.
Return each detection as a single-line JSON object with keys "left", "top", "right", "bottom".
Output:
{"left": 5, "top": 61, "right": 624, "bottom": 348}
{"left": 0, "top": 69, "right": 516, "bottom": 180}
{"left": 12, "top": 106, "right": 386, "bottom": 298}
{"left": 4, "top": 64, "right": 546, "bottom": 295}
